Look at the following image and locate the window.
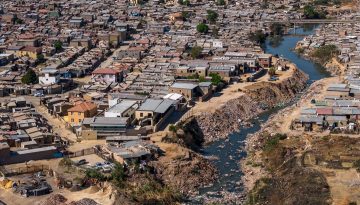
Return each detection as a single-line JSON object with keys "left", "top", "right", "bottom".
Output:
{"left": 148, "top": 113, "right": 152, "bottom": 117}
{"left": 79, "top": 119, "right": 82, "bottom": 123}
{"left": 71, "top": 119, "right": 74, "bottom": 122}
{"left": 140, "top": 113, "right": 143, "bottom": 117}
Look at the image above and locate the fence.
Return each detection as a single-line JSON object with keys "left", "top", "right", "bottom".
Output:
{"left": 2, "top": 165, "right": 50, "bottom": 177}
{"left": 63, "top": 147, "right": 95, "bottom": 158}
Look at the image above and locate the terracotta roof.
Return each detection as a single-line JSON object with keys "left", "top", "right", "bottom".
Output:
{"left": 316, "top": 108, "right": 333, "bottom": 115}
{"left": 92, "top": 68, "right": 120, "bottom": 75}
{"left": 21, "top": 46, "right": 42, "bottom": 53}
{"left": 68, "top": 102, "right": 97, "bottom": 113}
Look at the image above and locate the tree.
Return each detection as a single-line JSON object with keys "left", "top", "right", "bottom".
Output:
{"left": 209, "top": 73, "right": 222, "bottom": 86}
{"left": 169, "top": 124, "right": 177, "bottom": 133}
{"left": 37, "top": 54, "right": 45, "bottom": 61}
{"left": 268, "top": 67, "right": 276, "bottom": 77}
{"left": 190, "top": 46, "right": 203, "bottom": 59}
{"left": 303, "top": 5, "right": 327, "bottom": 19}
{"left": 248, "top": 30, "right": 267, "bottom": 44}
{"left": 196, "top": 23, "right": 209, "bottom": 33}
{"left": 207, "top": 10, "right": 218, "bottom": 24}
{"left": 311, "top": 44, "right": 339, "bottom": 64}
{"left": 181, "top": 11, "right": 190, "bottom": 21}
{"left": 21, "top": 69, "right": 38, "bottom": 84}
{"left": 216, "top": 0, "right": 226, "bottom": 6}
{"left": 178, "top": 0, "right": 190, "bottom": 6}
{"left": 54, "top": 41, "right": 63, "bottom": 51}
{"left": 270, "top": 23, "right": 284, "bottom": 36}
{"left": 111, "top": 162, "right": 125, "bottom": 187}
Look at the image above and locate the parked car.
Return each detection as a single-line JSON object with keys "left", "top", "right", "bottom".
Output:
{"left": 75, "top": 159, "right": 88, "bottom": 166}
{"left": 102, "top": 165, "right": 112, "bottom": 173}
{"left": 34, "top": 92, "right": 44, "bottom": 97}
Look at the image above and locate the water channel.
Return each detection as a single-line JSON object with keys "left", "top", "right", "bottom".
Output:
{"left": 195, "top": 25, "right": 331, "bottom": 202}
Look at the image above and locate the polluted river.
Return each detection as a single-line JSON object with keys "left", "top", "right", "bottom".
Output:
{"left": 191, "top": 25, "right": 331, "bottom": 203}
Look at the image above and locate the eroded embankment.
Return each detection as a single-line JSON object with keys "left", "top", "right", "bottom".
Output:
{"left": 188, "top": 68, "right": 309, "bottom": 144}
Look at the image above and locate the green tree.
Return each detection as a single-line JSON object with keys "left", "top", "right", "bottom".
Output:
{"left": 169, "top": 124, "right": 177, "bottom": 133}
{"left": 216, "top": 0, "right": 226, "bottom": 6}
{"left": 21, "top": 69, "right": 38, "bottom": 84}
{"left": 270, "top": 23, "right": 284, "bottom": 36}
{"left": 311, "top": 44, "right": 339, "bottom": 64}
{"left": 248, "top": 30, "right": 267, "bottom": 44}
{"left": 54, "top": 41, "right": 63, "bottom": 51}
{"left": 207, "top": 10, "right": 218, "bottom": 24}
{"left": 209, "top": 73, "right": 222, "bottom": 86}
{"left": 196, "top": 23, "right": 209, "bottom": 33}
{"left": 111, "top": 162, "right": 125, "bottom": 187}
{"left": 37, "top": 54, "right": 45, "bottom": 61}
{"left": 181, "top": 11, "right": 190, "bottom": 21}
{"left": 190, "top": 46, "right": 203, "bottom": 59}
{"left": 304, "top": 5, "right": 327, "bottom": 19}
{"left": 15, "top": 18, "right": 24, "bottom": 24}
{"left": 178, "top": 0, "right": 190, "bottom": 5}
{"left": 268, "top": 67, "right": 276, "bottom": 77}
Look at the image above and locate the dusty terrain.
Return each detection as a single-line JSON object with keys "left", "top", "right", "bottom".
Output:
{"left": 243, "top": 76, "right": 360, "bottom": 205}
{"left": 188, "top": 64, "right": 309, "bottom": 143}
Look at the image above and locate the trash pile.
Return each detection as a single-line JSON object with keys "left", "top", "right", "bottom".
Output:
{"left": 41, "top": 194, "right": 100, "bottom": 205}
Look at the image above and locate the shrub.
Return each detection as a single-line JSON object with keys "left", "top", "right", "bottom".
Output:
{"left": 196, "top": 23, "right": 209, "bottom": 33}
{"left": 21, "top": 69, "right": 38, "bottom": 84}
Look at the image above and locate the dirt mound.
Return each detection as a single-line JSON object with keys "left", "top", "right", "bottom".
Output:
{"left": 150, "top": 150, "right": 217, "bottom": 195}
{"left": 41, "top": 194, "right": 68, "bottom": 205}
{"left": 69, "top": 198, "right": 99, "bottom": 205}
{"left": 86, "top": 185, "right": 100, "bottom": 194}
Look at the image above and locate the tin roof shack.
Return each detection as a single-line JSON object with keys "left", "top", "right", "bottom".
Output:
{"left": 326, "top": 116, "right": 348, "bottom": 130}
{"left": 81, "top": 117, "right": 130, "bottom": 140}
{"left": 105, "top": 140, "right": 159, "bottom": 164}
{"left": 105, "top": 100, "right": 139, "bottom": 119}
{"left": 169, "top": 82, "right": 203, "bottom": 101}
{"left": 208, "top": 64, "right": 238, "bottom": 78}
{"left": 326, "top": 84, "right": 350, "bottom": 99}
{"left": 295, "top": 115, "right": 324, "bottom": 132}
{"left": 2, "top": 146, "right": 59, "bottom": 165}
{"left": 135, "top": 99, "right": 175, "bottom": 130}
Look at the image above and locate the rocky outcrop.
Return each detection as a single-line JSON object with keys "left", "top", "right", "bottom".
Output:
{"left": 190, "top": 68, "right": 309, "bottom": 144}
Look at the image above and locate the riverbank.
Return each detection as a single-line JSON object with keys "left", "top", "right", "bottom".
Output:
{"left": 190, "top": 63, "right": 308, "bottom": 144}
{"left": 242, "top": 74, "right": 360, "bottom": 204}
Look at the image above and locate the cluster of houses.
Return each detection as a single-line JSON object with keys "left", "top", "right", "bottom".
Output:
{"left": 0, "top": 97, "right": 63, "bottom": 165}
{"left": 295, "top": 83, "right": 360, "bottom": 133}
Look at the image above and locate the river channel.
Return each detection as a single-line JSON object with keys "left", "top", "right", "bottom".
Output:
{"left": 195, "top": 26, "right": 331, "bottom": 202}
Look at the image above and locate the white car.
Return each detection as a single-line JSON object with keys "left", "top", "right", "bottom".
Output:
{"left": 34, "top": 93, "right": 44, "bottom": 97}
{"left": 102, "top": 165, "right": 112, "bottom": 173}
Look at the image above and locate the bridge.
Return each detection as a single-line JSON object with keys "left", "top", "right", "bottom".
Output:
{"left": 263, "top": 19, "right": 356, "bottom": 24}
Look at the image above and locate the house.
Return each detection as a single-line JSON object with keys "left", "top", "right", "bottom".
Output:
{"left": 69, "top": 38, "right": 92, "bottom": 50}
{"left": 135, "top": 99, "right": 174, "bottom": 127}
{"left": 81, "top": 117, "right": 130, "bottom": 139}
{"left": 15, "top": 46, "right": 42, "bottom": 60}
{"left": 257, "top": 54, "right": 272, "bottom": 68}
{"left": 105, "top": 100, "right": 139, "bottom": 118}
{"left": 326, "top": 84, "right": 350, "bottom": 98}
{"left": 67, "top": 102, "right": 98, "bottom": 126}
{"left": 117, "top": 49, "right": 142, "bottom": 60}
{"left": 208, "top": 64, "right": 238, "bottom": 78}
{"left": 169, "top": 82, "right": 200, "bottom": 101}
{"left": 39, "top": 68, "right": 60, "bottom": 85}
{"left": 104, "top": 140, "right": 159, "bottom": 164}
{"left": 92, "top": 68, "right": 123, "bottom": 84}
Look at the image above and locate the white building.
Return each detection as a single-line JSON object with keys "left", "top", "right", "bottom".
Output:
{"left": 39, "top": 68, "right": 60, "bottom": 85}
